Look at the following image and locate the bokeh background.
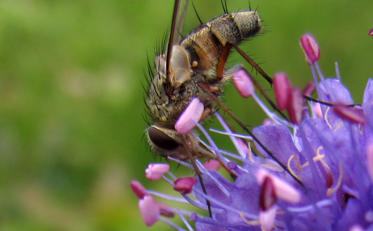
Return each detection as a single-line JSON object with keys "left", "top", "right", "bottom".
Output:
{"left": 0, "top": 0, "right": 372, "bottom": 230}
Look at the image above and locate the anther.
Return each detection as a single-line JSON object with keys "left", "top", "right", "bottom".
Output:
{"left": 139, "top": 195, "right": 160, "bottom": 226}
{"left": 174, "top": 177, "right": 196, "bottom": 194}
{"left": 233, "top": 69, "right": 255, "bottom": 98}
{"left": 273, "top": 72, "right": 292, "bottom": 110}
{"left": 175, "top": 97, "right": 204, "bottom": 134}
{"left": 287, "top": 88, "right": 304, "bottom": 124}
{"left": 300, "top": 34, "right": 321, "bottom": 65}
{"left": 131, "top": 180, "right": 149, "bottom": 199}
{"left": 146, "top": 163, "right": 170, "bottom": 181}
{"left": 333, "top": 104, "right": 365, "bottom": 124}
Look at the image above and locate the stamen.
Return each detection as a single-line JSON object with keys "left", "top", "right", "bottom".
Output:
{"left": 333, "top": 104, "right": 365, "bottom": 124}
{"left": 148, "top": 190, "right": 189, "bottom": 203}
{"left": 131, "top": 180, "right": 149, "bottom": 199}
{"left": 324, "top": 107, "right": 343, "bottom": 131}
{"left": 196, "top": 160, "right": 230, "bottom": 196}
{"left": 287, "top": 155, "right": 302, "bottom": 182}
{"left": 335, "top": 62, "right": 341, "bottom": 79}
{"left": 287, "top": 199, "right": 333, "bottom": 212}
{"left": 178, "top": 209, "right": 194, "bottom": 231}
{"left": 209, "top": 128, "right": 253, "bottom": 141}
{"left": 233, "top": 69, "right": 255, "bottom": 98}
{"left": 215, "top": 112, "right": 248, "bottom": 158}
{"left": 182, "top": 194, "right": 208, "bottom": 210}
{"left": 174, "top": 177, "right": 196, "bottom": 194}
{"left": 314, "top": 62, "right": 325, "bottom": 80}
{"left": 159, "top": 217, "right": 188, "bottom": 231}
{"left": 259, "top": 206, "right": 277, "bottom": 231}
{"left": 273, "top": 72, "right": 292, "bottom": 110}
{"left": 239, "top": 212, "right": 260, "bottom": 226}
{"left": 287, "top": 88, "right": 304, "bottom": 124}
{"left": 326, "top": 162, "right": 344, "bottom": 197}
{"left": 310, "top": 64, "right": 322, "bottom": 97}
{"left": 257, "top": 169, "right": 301, "bottom": 203}
{"left": 139, "top": 195, "right": 160, "bottom": 226}
{"left": 168, "top": 157, "right": 194, "bottom": 169}
{"left": 175, "top": 97, "right": 204, "bottom": 134}
{"left": 313, "top": 146, "right": 331, "bottom": 171}
{"left": 300, "top": 34, "right": 320, "bottom": 65}
{"left": 196, "top": 122, "right": 228, "bottom": 163}
{"left": 203, "top": 159, "right": 220, "bottom": 171}
{"left": 146, "top": 163, "right": 170, "bottom": 181}
{"left": 194, "top": 189, "right": 258, "bottom": 220}
{"left": 260, "top": 177, "right": 277, "bottom": 211}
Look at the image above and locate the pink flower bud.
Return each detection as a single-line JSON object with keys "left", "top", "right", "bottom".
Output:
{"left": 273, "top": 72, "right": 292, "bottom": 110}
{"left": 369, "top": 28, "right": 373, "bottom": 37}
{"left": 333, "top": 104, "right": 365, "bottom": 124}
{"left": 175, "top": 98, "right": 204, "bottom": 134}
{"left": 233, "top": 69, "right": 254, "bottom": 98}
{"left": 257, "top": 169, "right": 301, "bottom": 203}
{"left": 260, "top": 176, "right": 277, "bottom": 211}
{"left": 139, "top": 195, "right": 160, "bottom": 226}
{"left": 174, "top": 177, "right": 196, "bottom": 194}
{"left": 145, "top": 163, "right": 170, "bottom": 181}
{"left": 130, "top": 180, "right": 148, "bottom": 199}
{"left": 287, "top": 88, "right": 304, "bottom": 124}
{"left": 259, "top": 206, "right": 277, "bottom": 231}
{"left": 300, "top": 34, "right": 320, "bottom": 65}
{"left": 203, "top": 159, "right": 220, "bottom": 171}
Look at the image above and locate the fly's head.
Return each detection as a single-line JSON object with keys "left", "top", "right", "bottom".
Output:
{"left": 147, "top": 124, "right": 214, "bottom": 160}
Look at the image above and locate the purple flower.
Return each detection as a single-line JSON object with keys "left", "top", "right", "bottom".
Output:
{"left": 131, "top": 34, "right": 373, "bottom": 231}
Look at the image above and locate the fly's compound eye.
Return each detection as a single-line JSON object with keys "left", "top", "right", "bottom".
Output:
{"left": 147, "top": 126, "right": 180, "bottom": 151}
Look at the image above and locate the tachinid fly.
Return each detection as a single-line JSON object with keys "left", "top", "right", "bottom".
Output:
{"left": 146, "top": 0, "right": 262, "bottom": 161}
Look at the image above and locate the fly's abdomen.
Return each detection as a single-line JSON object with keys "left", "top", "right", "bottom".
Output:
{"left": 210, "top": 11, "right": 261, "bottom": 45}
{"left": 181, "top": 11, "right": 261, "bottom": 73}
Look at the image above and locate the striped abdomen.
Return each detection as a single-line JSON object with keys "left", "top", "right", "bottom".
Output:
{"left": 181, "top": 11, "right": 261, "bottom": 74}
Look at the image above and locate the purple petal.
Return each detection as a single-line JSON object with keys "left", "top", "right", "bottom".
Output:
{"left": 363, "top": 79, "right": 373, "bottom": 128}
{"left": 318, "top": 79, "right": 354, "bottom": 104}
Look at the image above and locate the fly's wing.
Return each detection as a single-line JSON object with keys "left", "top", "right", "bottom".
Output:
{"left": 167, "top": 0, "right": 192, "bottom": 88}
{"left": 173, "top": 0, "right": 189, "bottom": 44}
{"left": 169, "top": 45, "right": 191, "bottom": 88}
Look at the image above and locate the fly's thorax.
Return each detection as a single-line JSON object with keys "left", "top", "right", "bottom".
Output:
{"left": 147, "top": 44, "right": 225, "bottom": 126}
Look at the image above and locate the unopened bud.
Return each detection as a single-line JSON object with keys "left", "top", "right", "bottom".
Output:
{"left": 174, "top": 177, "right": 196, "bottom": 194}
{"left": 233, "top": 69, "right": 254, "bottom": 98}
{"left": 175, "top": 98, "right": 204, "bottom": 134}
{"left": 300, "top": 34, "right": 320, "bottom": 65}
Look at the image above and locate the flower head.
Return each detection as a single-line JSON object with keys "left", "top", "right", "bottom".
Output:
{"left": 132, "top": 34, "right": 373, "bottom": 230}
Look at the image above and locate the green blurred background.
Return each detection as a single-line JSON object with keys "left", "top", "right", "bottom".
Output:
{"left": 0, "top": 0, "right": 372, "bottom": 230}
